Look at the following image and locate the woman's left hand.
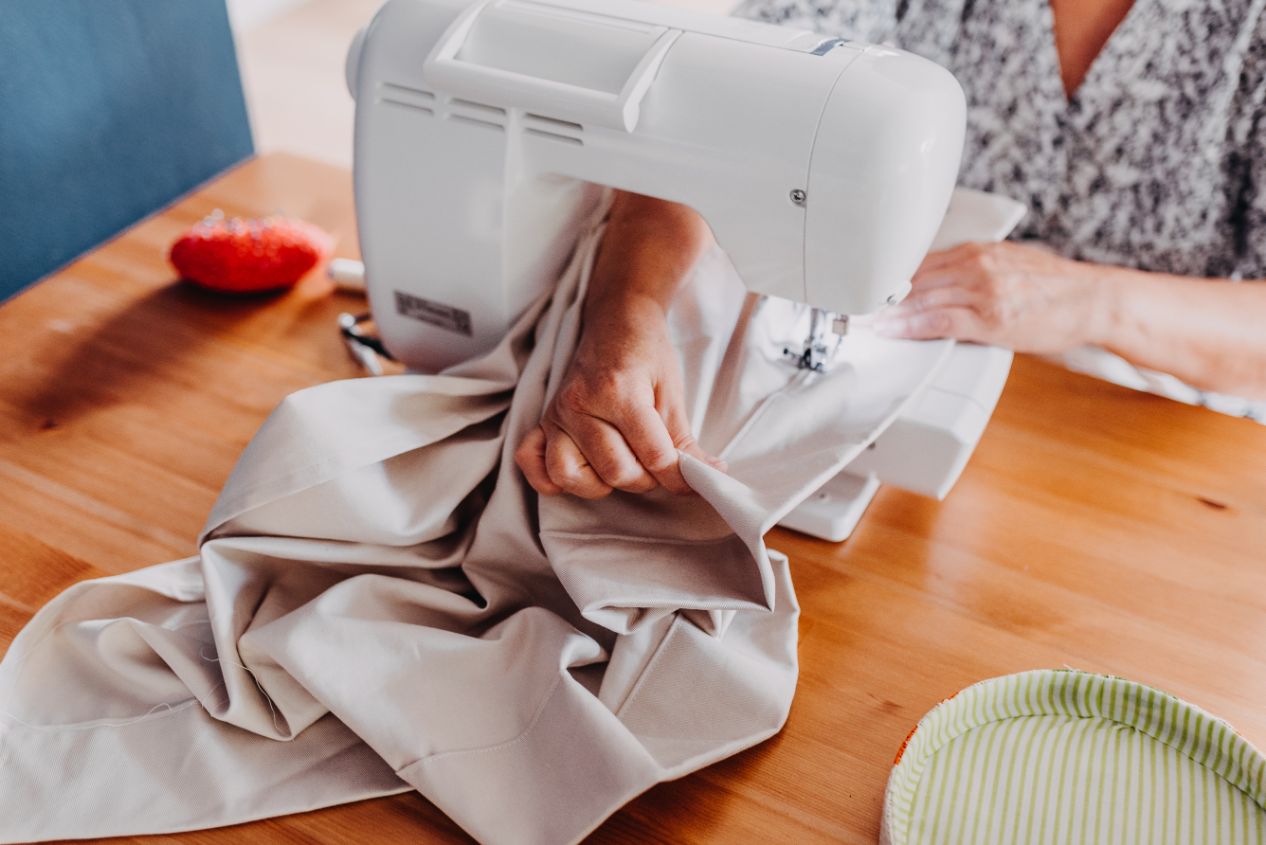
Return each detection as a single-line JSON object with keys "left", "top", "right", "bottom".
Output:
{"left": 871, "top": 241, "right": 1111, "bottom": 354}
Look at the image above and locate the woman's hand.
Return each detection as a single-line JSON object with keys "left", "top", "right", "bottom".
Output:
{"left": 871, "top": 239, "right": 1266, "bottom": 399}
{"left": 514, "top": 294, "right": 723, "bottom": 499}
{"left": 871, "top": 241, "right": 1111, "bottom": 354}
{"left": 514, "top": 191, "right": 723, "bottom": 499}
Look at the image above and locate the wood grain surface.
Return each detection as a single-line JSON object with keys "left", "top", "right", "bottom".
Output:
{"left": 3, "top": 153, "right": 1264, "bottom": 844}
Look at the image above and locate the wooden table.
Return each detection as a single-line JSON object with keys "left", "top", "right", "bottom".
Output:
{"left": 4, "top": 152, "right": 1265, "bottom": 844}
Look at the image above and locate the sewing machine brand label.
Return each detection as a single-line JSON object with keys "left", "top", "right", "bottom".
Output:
{"left": 393, "top": 291, "right": 473, "bottom": 337}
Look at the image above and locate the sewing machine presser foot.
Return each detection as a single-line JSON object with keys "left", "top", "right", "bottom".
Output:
{"left": 783, "top": 309, "right": 848, "bottom": 372}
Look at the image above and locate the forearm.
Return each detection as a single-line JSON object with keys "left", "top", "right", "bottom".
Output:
{"left": 584, "top": 191, "right": 712, "bottom": 330}
{"left": 1094, "top": 268, "right": 1266, "bottom": 398}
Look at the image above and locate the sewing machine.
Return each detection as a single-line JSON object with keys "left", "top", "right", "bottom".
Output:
{"left": 345, "top": 0, "right": 1017, "bottom": 540}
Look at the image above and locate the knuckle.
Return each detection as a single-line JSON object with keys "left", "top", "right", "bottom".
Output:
{"left": 978, "top": 301, "right": 1004, "bottom": 327}
{"left": 623, "top": 476, "right": 658, "bottom": 493}
{"left": 594, "top": 458, "right": 636, "bottom": 487}
{"left": 927, "top": 312, "right": 954, "bottom": 335}
{"left": 558, "top": 371, "right": 639, "bottom": 419}
{"left": 641, "top": 447, "right": 677, "bottom": 474}
{"left": 919, "top": 292, "right": 944, "bottom": 311}
{"left": 611, "top": 390, "right": 652, "bottom": 419}
{"left": 979, "top": 247, "right": 1004, "bottom": 273}
{"left": 671, "top": 431, "right": 697, "bottom": 451}
{"left": 551, "top": 464, "right": 586, "bottom": 487}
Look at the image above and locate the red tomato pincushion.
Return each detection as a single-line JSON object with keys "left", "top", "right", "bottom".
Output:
{"left": 169, "top": 212, "right": 333, "bottom": 293}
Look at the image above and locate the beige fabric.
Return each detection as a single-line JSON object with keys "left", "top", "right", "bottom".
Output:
{"left": 0, "top": 211, "right": 960, "bottom": 844}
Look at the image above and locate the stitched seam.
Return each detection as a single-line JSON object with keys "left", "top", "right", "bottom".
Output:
{"left": 400, "top": 674, "right": 564, "bottom": 770}
{"left": 716, "top": 369, "right": 814, "bottom": 461}
{"left": 0, "top": 698, "right": 200, "bottom": 731}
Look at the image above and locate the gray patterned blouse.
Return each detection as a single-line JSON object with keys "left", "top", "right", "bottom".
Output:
{"left": 737, "top": 0, "right": 1266, "bottom": 281}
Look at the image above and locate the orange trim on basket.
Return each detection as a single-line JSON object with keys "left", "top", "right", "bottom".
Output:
{"left": 893, "top": 723, "right": 919, "bottom": 765}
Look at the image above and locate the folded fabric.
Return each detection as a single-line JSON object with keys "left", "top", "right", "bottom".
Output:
{"left": 0, "top": 192, "right": 1011, "bottom": 844}
{"left": 1050, "top": 346, "right": 1266, "bottom": 424}
{"left": 883, "top": 670, "right": 1266, "bottom": 845}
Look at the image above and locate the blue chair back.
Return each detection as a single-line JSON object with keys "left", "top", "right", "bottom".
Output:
{"left": 0, "top": 1, "right": 254, "bottom": 299}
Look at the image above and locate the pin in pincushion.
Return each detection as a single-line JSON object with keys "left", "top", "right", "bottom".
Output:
{"left": 170, "top": 211, "right": 333, "bottom": 293}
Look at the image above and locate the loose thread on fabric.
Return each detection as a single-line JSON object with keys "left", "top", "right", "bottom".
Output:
{"left": 199, "top": 646, "right": 286, "bottom": 736}
{"left": 0, "top": 700, "right": 190, "bottom": 731}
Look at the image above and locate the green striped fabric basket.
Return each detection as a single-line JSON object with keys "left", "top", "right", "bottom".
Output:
{"left": 882, "top": 670, "right": 1266, "bottom": 844}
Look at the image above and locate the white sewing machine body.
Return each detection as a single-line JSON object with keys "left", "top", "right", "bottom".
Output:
{"left": 347, "top": 0, "right": 966, "bottom": 368}
{"left": 346, "top": 0, "right": 1016, "bottom": 541}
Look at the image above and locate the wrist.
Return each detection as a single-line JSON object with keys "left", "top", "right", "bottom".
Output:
{"left": 1081, "top": 262, "right": 1134, "bottom": 349}
{"left": 578, "top": 288, "right": 669, "bottom": 357}
{"left": 584, "top": 285, "right": 669, "bottom": 324}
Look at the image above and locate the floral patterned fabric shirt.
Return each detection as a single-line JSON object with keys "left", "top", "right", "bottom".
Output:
{"left": 737, "top": 0, "right": 1266, "bottom": 418}
{"left": 736, "top": 0, "right": 1266, "bottom": 279}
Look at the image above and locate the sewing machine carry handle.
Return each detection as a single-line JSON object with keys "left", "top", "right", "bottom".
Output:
{"left": 422, "top": 0, "right": 679, "bottom": 132}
